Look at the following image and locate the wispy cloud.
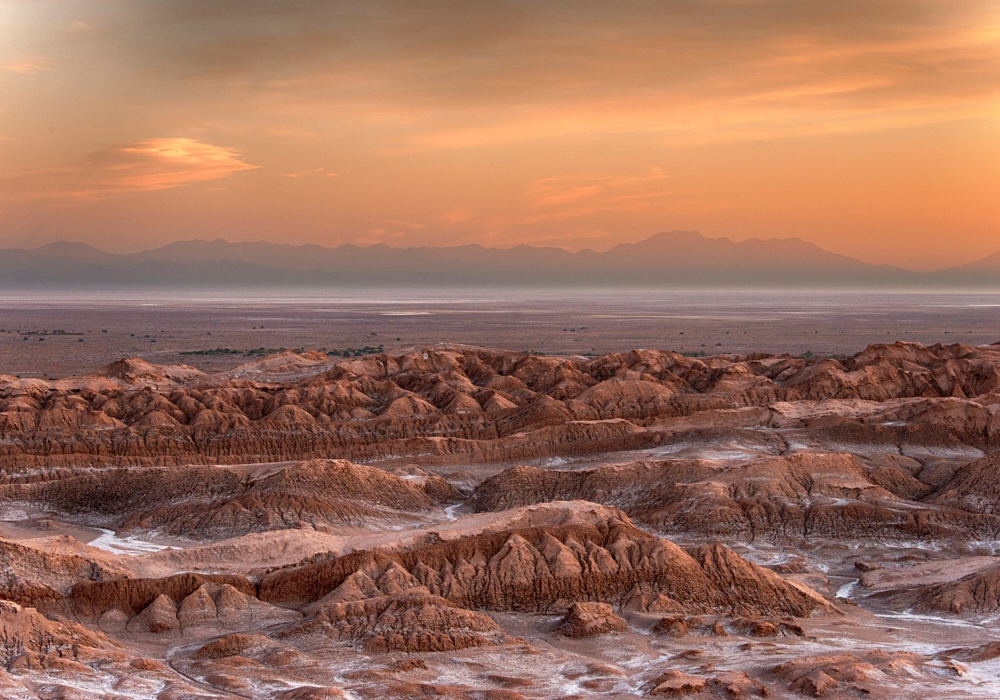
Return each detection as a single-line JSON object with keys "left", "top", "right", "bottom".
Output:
{"left": 2, "top": 138, "right": 259, "bottom": 202}
{"left": 378, "top": 219, "right": 426, "bottom": 229}
{"left": 0, "top": 58, "right": 53, "bottom": 74}
{"left": 519, "top": 168, "right": 709, "bottom": 223}
{"left": 441, "top": 208, "right": 473, "bottom": 224}
{"left": 283, "top": 166, "right": 335, "bottom": 178}
{"left": 125, "top": 0, "right": 1000, "bottom": 150}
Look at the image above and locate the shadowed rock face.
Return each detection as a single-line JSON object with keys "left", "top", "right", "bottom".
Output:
{"left": 2, "top": 341, "right": 1000, "bottom": 470}
{"left": 469, "top": 453, "right": 1000, "bottom": 543}
{"left": 258, "top": 513, "right": 832, "bottom": 619}
{"left": 772, "top": 651, "right": 935, "bottom": 698}
{"left": 67, "top": 572, "right": 259, "bottom": 619}
{"left": 0, "top": 459, "right": 460, "bottom": 540}
{"left": 931, "top": 452, "right": 1000, "bottom": 514}
{"left": 870, "top": 563, "right": 1000, "bottom": 615}
{"left": 0, "top": 599, "right": 117, "bottom": 665}
{"left": 281, "top": 590, "right": 511, "bottom": 653}
{"left": 0, "top": 537, "right": 129, "bottom": 607}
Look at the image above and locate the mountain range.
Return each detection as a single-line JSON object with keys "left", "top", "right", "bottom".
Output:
{"left": 1, "top": 231, "right": 998, "bottom": 289}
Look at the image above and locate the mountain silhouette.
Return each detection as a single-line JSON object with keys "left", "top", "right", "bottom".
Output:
{"left": 1, "top": 231, "right": 996, "bottom": 289}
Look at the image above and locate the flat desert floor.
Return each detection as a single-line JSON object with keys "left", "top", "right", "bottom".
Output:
{"left": 2, "top": 289, "right": 999, "bottom": 377}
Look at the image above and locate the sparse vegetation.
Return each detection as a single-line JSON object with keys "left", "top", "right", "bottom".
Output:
{"left": 19, "top": 330, "right": 84, "bottom": 336}
{"left": 180, "top": 347, "right": 296, "bottom": 357}
{"left": 328, "top": 345, "right": 383, "bottom": 357}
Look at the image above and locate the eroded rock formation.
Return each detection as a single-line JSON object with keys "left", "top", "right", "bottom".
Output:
{"left": 259, "top": 511, "right": 833, "bottom": 618}
{"left": 470, "top": 452, "right": 1000, "bottom": 542}
{"left": 0, "top": 342, "right": 998, "bottom": 699}
{"left": 1, "top": 342, "right": 999, "bottom": 471}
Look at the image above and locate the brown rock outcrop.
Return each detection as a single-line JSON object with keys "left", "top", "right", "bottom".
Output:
{"left": 773, "top": 651, "right": 928, "bottom": 697}
{"left": 69, "top": 572, "right": 305, "bottom": 638}
{"left": 469, "top": 460, "right": 716, "bottom": 514}
{"left": 0, "top": 599, "right": 117, "bottom": 665}
{"left": 276, "top": 687, "right": 349, "bottom": 699}
{"left": 0, "top": 537, "right": 129, "bottom": 611}
{"left": 2, "top": 342, "right": 999, "bottom": 470}
{"left": 376, "top": 681, "right": 527, "bottom": 700}
{"left": 281, "top": 590, "right": 510, "bottom": 652}
{"left": 259, "top": 511, "right": 833, "bottom": 620}
{"left": 873, "top": 562, "right": 1000, "bottom": 615}
{"left": 471, "top": 452, "right": 1000, "bottom": 542}
{"left": 939, "top": 641, "right": 1000, "bottom": 663}
{"left": 706, "top": 671, "right": 769, "bottom": 697}
{"left": 177, "top": 583, "right": 303, "bottom": 631}
{"left": 192, "top": 632, "right": 275, "bottom": 660}
{"left": 931, "top": 452, "right": 1000, "bottom": 514}
{"left": 126, "top": 593, "right": 180, "bottom": 633}
{"left": 559, "top": 601, "right": 627, "bottom": 637}
{"left": 1, "top": 459, "right": 459, "bottom": 540}
{"left": 652, "top": 614, "right": 802, "bottom": 640}
{"left": 646, "top": 670, "right": 706, "bottom": 696}
{"left": 68, "top": 571, "right": 256, "bottom": 619}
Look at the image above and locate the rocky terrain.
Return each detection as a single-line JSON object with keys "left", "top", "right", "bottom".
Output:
{"left": 2, "top": 341, "right": 1000, "bottom": 697}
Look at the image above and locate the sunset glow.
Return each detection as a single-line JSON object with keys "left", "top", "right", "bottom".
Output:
{"left": 1, "top": 0, "right": 998, "bottom": 268}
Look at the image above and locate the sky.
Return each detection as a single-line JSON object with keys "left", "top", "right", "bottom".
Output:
{"left": 1, "top": 0, "right": 998, "bottom": 270}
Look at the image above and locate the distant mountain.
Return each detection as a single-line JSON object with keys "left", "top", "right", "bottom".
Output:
{"left": 0, "top": 231, "right": 996, "bottom": 289}
{"left": 930, "top": 251, "right": 1000, "bottom": 287}
{"left": 30, "top": 241, "right": 114, "bottom": 260}
{"left": 964, "top": 251, "right": 1000, "bottom": 271}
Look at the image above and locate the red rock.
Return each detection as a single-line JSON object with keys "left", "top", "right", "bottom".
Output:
{"left": 559, "top": 602, "right": 627, "bottom": 637}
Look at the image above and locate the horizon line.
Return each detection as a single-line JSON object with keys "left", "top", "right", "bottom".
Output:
{"left": 7, "top": 230, "right": 999, "bottom": 275}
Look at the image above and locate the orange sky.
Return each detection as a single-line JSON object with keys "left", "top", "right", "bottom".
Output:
{"left": 1, "top": 0, "right": 998, "bottom": 270}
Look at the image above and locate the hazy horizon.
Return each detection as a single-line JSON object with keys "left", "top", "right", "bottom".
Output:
{"left": 5, "top": 230, "right": 1000, "bottom": 274}
{"left": 4, "top": 230, "right": 1000, "bottom": 290}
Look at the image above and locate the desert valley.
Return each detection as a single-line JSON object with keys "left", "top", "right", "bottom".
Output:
{"left": 3, "top": 324, "right": 1000, "bottom": 698}
{"left": 5, "top": 1, "right": 999, "bottom": 696}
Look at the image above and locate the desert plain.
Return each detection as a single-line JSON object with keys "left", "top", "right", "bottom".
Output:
{"left": 2, "top": 291, "right": 1000, "bottom": 698}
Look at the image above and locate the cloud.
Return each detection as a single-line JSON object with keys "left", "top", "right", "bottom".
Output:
{"left": 0, "top": 58, "right": 53, "bottom": 74}
{"left": 115, "top": 0, "right": 1000, "bottom": 149}
{"left": 2, "top": 138, "right": 259, "bottom": 202}
{"left": 520, "top": 168, "right": 695, "bottom": 223}
{"left": 10, "top": 2, "right": 999, "bottom": 156}
{"left": 378, "top": 219, "right": 426, "bottom": 230}
{"left": 440, "top": 208, "right": 473, "bottom": 224}
{"left": 283, "top": 166, "right": 333, "bottom": 177}
{"left": 345, "top": 219, "right": 428, "bottom": 246}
